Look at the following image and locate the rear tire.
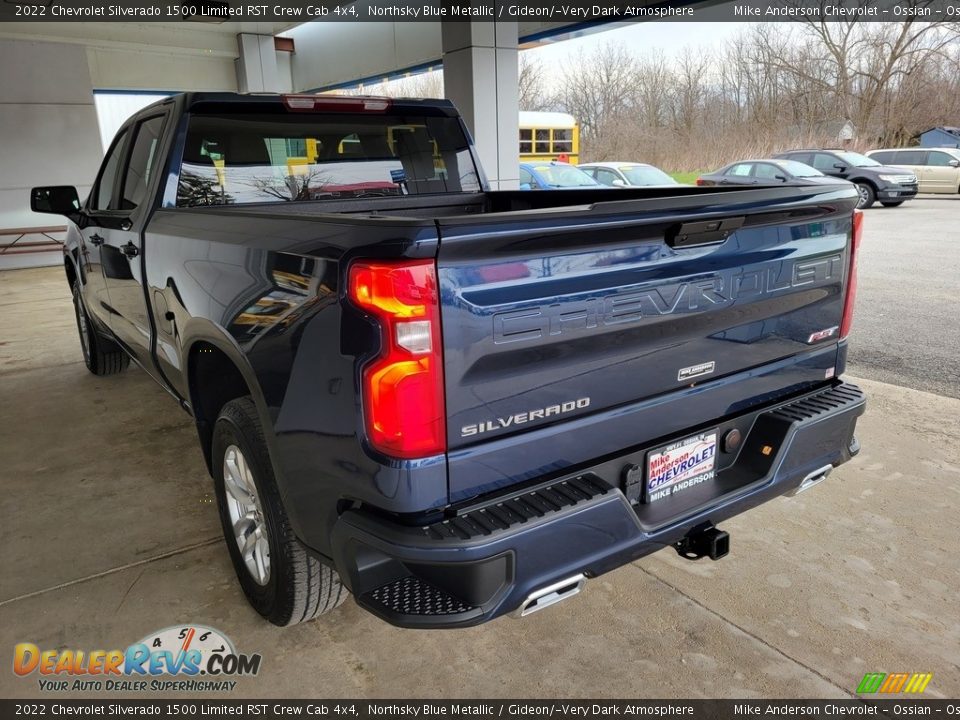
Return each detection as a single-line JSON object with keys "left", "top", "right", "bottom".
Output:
{"left": 72, "top": 282, "right": 129, "bottom": 376}
{"left": 212, "top": 396, "right": 347, "bottom": 626}
{"left": 854, "top": 182, "right": 876, "bottom": 209}
{"left": 880, "top": 201, "right": 904, "bottom": 207}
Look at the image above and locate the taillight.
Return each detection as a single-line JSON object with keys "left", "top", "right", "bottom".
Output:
{"left": 840, "top": 209, "right": 863, "bottom": 339}
{"left": 696, "top": 178, "right": 707, "bottom": 186}
{"left": 282, "top": 95, "right": 391, "bottom": 112}
{"left": 348, "top": 260, "right": 445, "bottom": 459}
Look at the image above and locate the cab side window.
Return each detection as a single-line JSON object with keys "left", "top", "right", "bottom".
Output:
{"left": 92, "top": 129, "right": 129, "bottom": 211}
{"left": 928, "top": 151, "right": 957, "bottom": 167}
{"left": 811, "top": 154, "right": 838, "bottom": 172}
{"left": 752, "top": 164, "right": 781, "bottom": 180}
{"left": 595, "top": 168, "right": 620, "bottom": 185}
{"left": 121, "top": 116, "right": 166, "bottom": 211}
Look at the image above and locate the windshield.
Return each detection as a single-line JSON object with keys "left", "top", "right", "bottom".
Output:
{"left": 176, "top": 112, "right": 481, "bottom": 207}
{"left": 778, "top": 160, "right": 824, "bottom": 178}
{"left": 532, "top": 164, "right": 600, "bottom": 188}
{"left": 835, "top": 151, "right": 881, "bottom": 168}
{"left": 620, "top": 165, "right": 677, "bottom": 185}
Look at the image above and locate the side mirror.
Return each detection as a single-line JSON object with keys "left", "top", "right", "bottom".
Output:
{"left": 611, "top": 178, "right": 627, "bottom": 187}
{"left": 519, "top": 183, "right": 533, "bottom": 191}
{"left": 775, "top": 175, "right": 788, "bottom": 182}
{"left": 949, "top": 159, "right": 960, "bottom": 168}
{"left": 833, "top": 163, "right": 847, "bottom": 172}
{"left": 31, "top": 186, "right": 80, "bottom": 218}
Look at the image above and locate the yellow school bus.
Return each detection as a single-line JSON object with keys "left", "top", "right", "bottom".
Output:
{"left": 519, "top": 111, "right": 579, "bottom": 164}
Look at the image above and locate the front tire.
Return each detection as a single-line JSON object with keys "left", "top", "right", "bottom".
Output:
{"left": 880, "top": 201, "right": 904, "bottom": 207}
{"left": 72, "top": 282, "right": 129, "bottom": 376}
{"left": 854, "top": 182, "right": 876, "bottom": 209}
{"left": 212, "top": 397, "right": 347, "bottom": 626}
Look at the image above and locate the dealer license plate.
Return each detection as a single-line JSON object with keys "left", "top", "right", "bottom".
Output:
{"left": 645, "top": 430, "right": 718, "bottom": 503}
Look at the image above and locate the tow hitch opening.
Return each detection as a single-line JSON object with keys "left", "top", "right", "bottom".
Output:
{"left": 675, "top": 525, "right": 729, "bottom": 561}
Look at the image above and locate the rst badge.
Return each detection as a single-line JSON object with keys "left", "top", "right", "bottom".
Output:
{"left": 678, "top": 361, "right": 715, "bottom": 382}
{"left": 807, "top": 326, "right": 839, "bottom": 343}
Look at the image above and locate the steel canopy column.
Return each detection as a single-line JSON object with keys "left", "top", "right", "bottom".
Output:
{"left": 441, "top": 11, "right": 519, "bottom": 190}
{"left": 236, "top": 34, "right": 280, "bottom": 93}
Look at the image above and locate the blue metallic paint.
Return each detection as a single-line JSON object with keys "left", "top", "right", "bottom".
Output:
{"left": 51, "top": 94, "right": 864, "bottom": 626}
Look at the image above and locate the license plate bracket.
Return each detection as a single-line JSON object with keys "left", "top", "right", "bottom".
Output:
{"left": 644, "top": 430, "right": 718, "bottom": 504}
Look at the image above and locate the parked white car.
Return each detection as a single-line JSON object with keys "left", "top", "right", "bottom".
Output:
{"left": 866, "top": 147, "right": 960, "bottom": 194}
{"left": 578, "top": 162, "right": 682, "bottom": 188}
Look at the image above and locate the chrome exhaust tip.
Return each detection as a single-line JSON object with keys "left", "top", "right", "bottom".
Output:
{"left": 787, "top": 464, "right": 833, "bottom": 497}
{"left": 514, "top": 574, "right": 586, "bottom": 618}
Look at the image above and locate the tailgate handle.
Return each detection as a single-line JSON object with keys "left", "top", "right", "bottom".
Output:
{"left": 667, "top": 217, "right": 744, "bottom": 248}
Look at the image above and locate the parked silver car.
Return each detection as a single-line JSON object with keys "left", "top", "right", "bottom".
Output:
{"left": 866, "top": 147, "right": 960, "bottom": 194}
{"left": 578, "top": 162, "right": 682, "bottom": 188}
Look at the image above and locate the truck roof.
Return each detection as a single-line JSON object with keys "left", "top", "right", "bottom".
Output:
{"left": 136, "top": 92, "right": 459, "bottom": 117}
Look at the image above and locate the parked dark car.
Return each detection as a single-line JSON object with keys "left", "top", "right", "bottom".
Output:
{"left": 775, "top": 149, "right": 917, "bottom": 209}
{"left": 697, "top": 159, "right": 847, "bottom": 188}
{"left": 30, "top": 93, "right": 865, "bottom": 629}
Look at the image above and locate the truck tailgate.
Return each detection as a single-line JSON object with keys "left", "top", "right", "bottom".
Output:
{"left": 436, "top": 185, "right": 859, "bottom": 501}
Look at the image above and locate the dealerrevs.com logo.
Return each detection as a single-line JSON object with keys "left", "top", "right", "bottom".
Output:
{"left": 14, "top": 625, "right": 261, "bottom": 692}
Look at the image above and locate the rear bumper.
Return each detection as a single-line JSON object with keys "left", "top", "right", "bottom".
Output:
{"left": 330, "top": 381, "right": 865, "bottom": 628}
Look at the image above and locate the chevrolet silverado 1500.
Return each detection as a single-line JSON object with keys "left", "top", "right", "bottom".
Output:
{"left": 31, "top": 93, "right": 865, "bottom": 628}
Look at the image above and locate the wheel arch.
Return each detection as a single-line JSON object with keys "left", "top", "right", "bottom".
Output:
{"left": 182, "top": 325, "right": 275, "bottom": 475}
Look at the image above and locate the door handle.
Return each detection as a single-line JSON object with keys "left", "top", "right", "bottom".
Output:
{"left": 89, "top": 233, "right": 104, "bottom": 246}
{"left": 120, "top": 242, "right": 139, "bottom": 259}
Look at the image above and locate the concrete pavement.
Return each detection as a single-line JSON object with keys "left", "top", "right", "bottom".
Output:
{"left": 848, "top": 196, "right": 960, "bottom": 399}
{"left": 1, "top": 266, "right": 958, "bottom": 699}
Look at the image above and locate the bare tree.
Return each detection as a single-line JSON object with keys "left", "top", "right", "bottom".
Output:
{"left": 519, "top": 54, "right": 551, "bottom": 111}
{"left": 554, "top": 42, "right": 641, "bottom": 145}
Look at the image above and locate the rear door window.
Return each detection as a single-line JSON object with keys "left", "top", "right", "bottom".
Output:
{"left": 727, "top": 164, "right": 753, "bottom": 177}
{"left": 893, "top": 150, "right": 927, "bottom": 165}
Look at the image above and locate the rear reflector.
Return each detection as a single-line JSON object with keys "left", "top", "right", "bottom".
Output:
{"left": 840, "top": 209, "right": 863, "bottom": 340}
{"left": 282, "top": 95, "right": 391, "bottom": 113}
{"left": 348, "top": 260, "right": 445, "bottom": 459}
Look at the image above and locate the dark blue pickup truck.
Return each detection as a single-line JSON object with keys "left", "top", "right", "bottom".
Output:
{"left": 31, "top": 93, "right": 865, "bottom": 628}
